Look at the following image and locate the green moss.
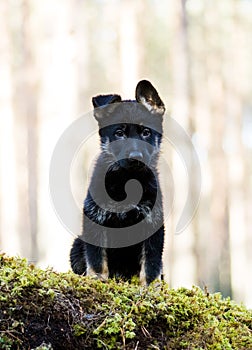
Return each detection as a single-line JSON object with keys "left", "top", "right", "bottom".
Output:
{"left": 0, "top": 254, "right": 251, "bottom": 349}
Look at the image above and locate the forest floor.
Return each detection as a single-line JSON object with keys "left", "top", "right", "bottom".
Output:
{"left": 0, "top": 254, "right": 251, "bottom": 349}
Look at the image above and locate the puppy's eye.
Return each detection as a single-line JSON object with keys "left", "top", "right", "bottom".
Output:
{"left": 142, "top": 128, "right": 151, "bottom": 137}
{"left": 115, "top": 129, "right": 125, "bottom": 138}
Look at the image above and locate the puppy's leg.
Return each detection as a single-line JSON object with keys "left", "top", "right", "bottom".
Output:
{"left": 86, "top": 243, "right": 109, "bottom": 280}
{"left": 70, "top": 237, "right": 87, "bottom": 275}
{"left": 142, "top": 227, "right": 164, "bottom": 285}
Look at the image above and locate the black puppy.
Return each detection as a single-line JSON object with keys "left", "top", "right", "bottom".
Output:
{"left": 70, "top": 80, "right": 166, "bottom": 285}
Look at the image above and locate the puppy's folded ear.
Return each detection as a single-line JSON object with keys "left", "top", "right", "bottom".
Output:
{"left": 136, "top": 80, "right": 165, "bottom": 116}
{"left": 92, "top": 94, "right": 121, "bottom": 108}
{"left": 92, "top": 94, "right": 121, "bottom": 121}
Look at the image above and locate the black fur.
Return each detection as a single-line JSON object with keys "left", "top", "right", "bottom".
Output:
{"left": 70, "top": 80, "right": 166, "bottom": 285}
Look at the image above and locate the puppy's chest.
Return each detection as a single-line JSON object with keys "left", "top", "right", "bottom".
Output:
{"left": 87, "top": 202, "right": 154, "bottom": 226}
{"left": 85, "top": 167, "right": 162, "bottom": 227}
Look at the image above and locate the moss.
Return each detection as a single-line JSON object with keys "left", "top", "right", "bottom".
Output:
{"left": 0, "top": 254, "right": 251, "bottom": 349}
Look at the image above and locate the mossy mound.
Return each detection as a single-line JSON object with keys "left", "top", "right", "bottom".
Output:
{"left": 0, "top": 254, "right": 251, "bottom": 349}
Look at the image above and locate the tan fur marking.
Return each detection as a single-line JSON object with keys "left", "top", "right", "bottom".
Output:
{"left": 86, "top": 249, "right": 108, "bottom": 281}
{"left": 139, "top": 246, "right": 147, "bottom": 286}
{"left": 86, "top": 264, "right": 97, "bottom": 277}
{"left": 101, "top": 249, "right": 109, "bottom": 279}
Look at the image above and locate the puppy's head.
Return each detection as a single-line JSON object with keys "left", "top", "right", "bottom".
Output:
{"left": 92, "top": 80, "right": 165, "bottom": 169}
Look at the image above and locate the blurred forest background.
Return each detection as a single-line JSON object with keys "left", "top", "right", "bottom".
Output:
{"left": 0, "top": 0, "right": 252, "bottom": 306}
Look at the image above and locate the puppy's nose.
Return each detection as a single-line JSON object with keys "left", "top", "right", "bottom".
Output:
{"left": 128, "top": 151, "right": 143, "bottom": 160}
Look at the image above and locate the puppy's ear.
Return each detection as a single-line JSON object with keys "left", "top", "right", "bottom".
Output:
{"left": 136, "top": 80, "right": 165, "bottom": 116}
{"left": 92, "top": 94, "right": 121, "bottom": 108}
{"left": 92, "top": 94, "right": 121, "bottom": 120}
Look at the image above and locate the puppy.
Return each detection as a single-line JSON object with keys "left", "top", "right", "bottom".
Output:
{"left": 70, "top": 80, "right": 165, "bottom": 285}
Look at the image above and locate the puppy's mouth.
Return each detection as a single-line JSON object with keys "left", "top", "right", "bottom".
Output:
{"left": 109, "top": 158, "right": 147, "bottom": 171}
{"left": 128, "top": 158, "right": 146, "bottom": 168}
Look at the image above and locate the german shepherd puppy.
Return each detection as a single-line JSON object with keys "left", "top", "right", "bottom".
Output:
{"left": 70, "top": 80, "right": 165, "bottom": 285}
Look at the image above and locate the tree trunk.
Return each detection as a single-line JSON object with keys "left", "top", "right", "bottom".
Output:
{"left": 10, "top": 0, "right": 39, "bottom": 261}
